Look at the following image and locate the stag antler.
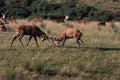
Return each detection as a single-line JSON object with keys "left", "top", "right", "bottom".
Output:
{"left": 1, "top": 13, "right": 5, "bottom": 19}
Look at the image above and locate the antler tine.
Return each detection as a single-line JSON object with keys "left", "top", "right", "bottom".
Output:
{"left": 1, "top": 13, "right": 5, "bottom": 19}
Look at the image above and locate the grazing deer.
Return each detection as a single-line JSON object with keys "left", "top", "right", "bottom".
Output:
{"left": 27, "top": 16, "right": 43, "bottom": 22}
{"left": 8, "top": 16, "right": 17, "bottom": 23}
{"left": 53, "top": 28, "right": 83, "bottom": 49}
{"left": 52, "top": 15, "right": 69, "bottom": 23}
{"left": 11, "top": 25, "right": 52, "bottom": 47}
{"left": 0, "top": 13, "right": 8, "bottom": 32}
{"left": 77, "top": 16, "right": 86, "bottom": 25}
{"left": 97, "top": 21, "right": 106, "bottom": 26}
{"left": 78, "top": 20, "right": 86, "bottom": 25}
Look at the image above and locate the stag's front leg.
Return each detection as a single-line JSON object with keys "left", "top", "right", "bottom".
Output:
{"left": 76, "top": 39, "right": 81, "bottom": 49}
{"left": 11, "top": 34, "right": 20, "bottom": 47}
{"left": 34, "top": 36, "right": 39, "bottom": 47}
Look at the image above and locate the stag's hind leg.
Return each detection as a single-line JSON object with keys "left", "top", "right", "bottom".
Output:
{"left": 26, "top": 35, "right": 32, "bottom": 46}
{"left": 11, "top": 34, "right": 20, "bottom": 47}
{"left": 19, "top": 34, "right": 24, "bottom": 47}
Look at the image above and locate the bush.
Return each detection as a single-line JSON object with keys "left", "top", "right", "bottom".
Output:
{"left": 88, "top": 8, "right": 113, "bottom": 21}
{"left": 4, "top": 6, "right": 31, "bottom": 18}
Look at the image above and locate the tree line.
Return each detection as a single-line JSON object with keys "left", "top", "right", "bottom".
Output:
{"left": 0, "top": 0, "right": 119, "bottom": 21}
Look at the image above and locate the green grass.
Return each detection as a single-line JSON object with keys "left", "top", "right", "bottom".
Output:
{"left": 0, "top": 22, "right": 120, "bottom": 80}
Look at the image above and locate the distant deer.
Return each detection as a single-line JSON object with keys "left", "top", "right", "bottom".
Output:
{"left": 11, "top": 25, "right": 52, "bottom": 47}
{"left": 77, "top": 16, "right": 86, "bottom": 25}
{"left": 0, "top": 13, "right": 8, "bottom": 32}
{"left": 8, "top": 16, "right": 17, "bottom": 23}
{"left": 97, "top": 21, "right": 106, "bottom": 26}
{"left": 52, "top": 15, "right": 69, "bottom": 23}
{"left": 53, "top": 28, "right": 83, "bottom": 49}
{"left": 27, "top": 16, "right": 43, "bottom": 22}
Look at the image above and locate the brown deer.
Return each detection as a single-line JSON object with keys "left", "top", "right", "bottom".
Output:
{"left": 53, "top": 28, "right": 83, "bottom": 49}
{"left": 97, "top": 21, "right": 106, "bottom": 26}
{"left": 77, "top": 16, "right": 86, "bottom": 25}
{"left": 11, "top": 25, "right": 52, "bottom": 47}
{"left": 0, "top": 13, "right": 8, "bottom": 32}
{"left": 27, "top": 16, "right": 43, "bottom": 22}
{"left": 52, "top": 15, "right": 69, "bottom": 23}
{"left": 8, "top": 16, "right": 17, "bottom": 23}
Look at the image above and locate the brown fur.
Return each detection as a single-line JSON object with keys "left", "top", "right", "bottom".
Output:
{"left": 97, "top": 21, "right": 106, "bottom": 26}
{"left": 54, "top": 28, "right": 83, "bottom": 48}
{"left": 27, "top": 16, "right": 43, "bottom": 22}
{"left": 78, "top": 20, "right": 86, "bottom": 25}
{"left": 11, "top": 25, "right": 49, "bottom": 47}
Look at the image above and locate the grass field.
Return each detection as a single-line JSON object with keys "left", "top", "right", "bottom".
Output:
{"left": 0, "top": 20, "right": 120, "bottom": 80}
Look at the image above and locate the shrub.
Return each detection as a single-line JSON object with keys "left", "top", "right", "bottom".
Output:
{"left": 3, "top": 6, "right": 31, "bottom": 18}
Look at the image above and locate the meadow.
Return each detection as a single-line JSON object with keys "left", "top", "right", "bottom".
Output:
{"left": 0, "top": 20, "right": 120, "bottom": 80}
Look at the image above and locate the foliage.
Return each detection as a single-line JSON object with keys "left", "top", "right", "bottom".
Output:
{"left": 0, "top": 0, "right": 119, "bottom": 21}
{"left": 4, "top": 6, "right": 31, "bottom": 18}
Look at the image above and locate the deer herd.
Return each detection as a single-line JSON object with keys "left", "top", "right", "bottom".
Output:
{"left": 0, "top": 13, "right": 108, "bottom": 49}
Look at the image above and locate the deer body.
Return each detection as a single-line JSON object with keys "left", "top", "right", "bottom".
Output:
{"left": 97, "top": 21, "right": 106, "bottom": 26}
{"left": 11, "top": 25, "right": 49, "bottom": 47}
{"left": 54, "top": 28, "right": 83, "bottom": 48}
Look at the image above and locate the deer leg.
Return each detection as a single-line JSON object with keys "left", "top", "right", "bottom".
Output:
{"left": 19, "top": 34, "right": 24, "bottom": 47}
{"left": 34, "top": 36, "right": 39, "bottom": 47}
{"left": 61, "top": 37, "right": 66, "bottom": 47}
{"left": 11, "top": 35, "right": 20, "bottom": 47}
{"left": 79, "top": 39, "right": 84, "bottom": 45}
{"left": 26, "top": 36, "right": 32, "bottom": 46}
{"left": 76, "top": 39, "right": 81, "bottom": 49}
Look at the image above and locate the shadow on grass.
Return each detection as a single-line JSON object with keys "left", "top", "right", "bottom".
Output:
{"left": 56, "top": 46, "right": 120, "bottom": 51}
{"left": 84, "top": 46, "right": 120, "bottom": 51}
{"left": 83, "top": 70, "right": 112, "bottom": 74}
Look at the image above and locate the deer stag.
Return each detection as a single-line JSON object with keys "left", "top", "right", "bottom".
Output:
{"left": 11, "top": 25, "right": 52, "bottom": 47}
{"left": 97, "top": 21, "right": 106, "bottom": 26}
{"left": 52, "top": 15, "right": 69, "bottom": 23}
{"left": 53, "top": 28, "right": 83, "bottom": 49}
{"left": 0, "top": 13, "right": 8, "bottom": 32}
{"left": 27, "top": 16, "right": 43, "bottom": 22}
{"left": 8, "top": 16, "right": 17, "bottom": 23}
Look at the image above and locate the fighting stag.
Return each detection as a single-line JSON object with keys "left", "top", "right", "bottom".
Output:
{"left": 11, "top": 25, "right": 52, "bottom": 47}
{"left": 53, "top": 28, "right": 83, "bottom": 49}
